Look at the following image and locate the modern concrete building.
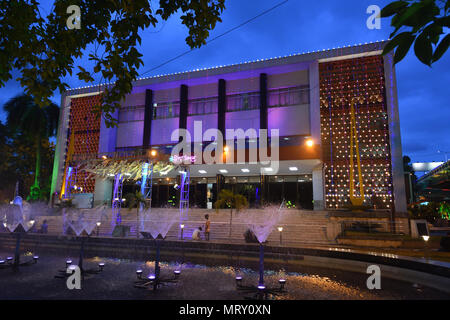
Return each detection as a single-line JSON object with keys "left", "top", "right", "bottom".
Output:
{"left": 51, "top": 41, "right": 407, "bottom": 214}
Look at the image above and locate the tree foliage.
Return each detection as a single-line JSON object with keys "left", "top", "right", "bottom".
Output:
{"left": 2, "top": 94, "right": 58, "bottom": 201}
{"left": 0, "top": 0, "right": 226, "bottom": 127}
{"left": 381, "top": 0, "right": 450, "bottom": 65}
{"left": 0, "top": 122, "right": 55, "bottom": 202}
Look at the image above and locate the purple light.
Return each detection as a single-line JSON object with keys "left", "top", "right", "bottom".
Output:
{"left": 0, "top": 260, "right": 5, "bottom": 264}
{"left": 148, "top": 274, "right": 156, "bottom": 280}
{"left": 98, "top": 263, "right": 105, "bottom": 267}
{"left": 279, "top": 279, "right": 286, "bottom": 284}
{"left": 257, "top": 285, "right": 266, "bottom": 290}
{"left": 174, "top": 270, "right": 181, "bottom": 275}
{"left": 33, "top": 256, "right": 39, "bottom": 259}
{"left": 235, "top": 276, "right": 242, "bottom": 281}
{"left": 136, "top": 269, "right": 143, "bottom": 274}
{"left": 6, "top": 257, "right": 12, "bottom": 261}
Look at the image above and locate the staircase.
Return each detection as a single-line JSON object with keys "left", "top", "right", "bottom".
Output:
{"left": 32, "top": 208, "right": 332, "bottom": 245}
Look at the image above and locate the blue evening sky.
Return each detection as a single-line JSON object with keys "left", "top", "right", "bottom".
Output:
{"left": 0, "top": 0, "right": 448, "bottom": 163}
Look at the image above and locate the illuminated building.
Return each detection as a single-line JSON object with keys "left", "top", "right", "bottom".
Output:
{"left": 51, "top": 41, "right": 406, "bottom": 213}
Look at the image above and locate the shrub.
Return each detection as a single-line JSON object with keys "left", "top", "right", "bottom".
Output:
{"left": 440, "top": 236, "right": 450, "bottom": 252}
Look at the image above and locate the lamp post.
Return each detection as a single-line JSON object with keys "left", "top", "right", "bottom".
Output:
{"left": 422, "top": 235, "right": 430, "bottom": 261}
{"left": 96, "top": 221, "right": 101, "bottom": 236}
{"left": 278, "top": 226, "right": 283, "bottom": 245}
{"left": 180, "top": 224, "right": 185, "bottom": 240}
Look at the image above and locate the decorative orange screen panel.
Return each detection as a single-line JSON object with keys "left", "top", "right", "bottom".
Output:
{"left": 319, "top": 55, "right": 394, "bottom": 209}
{"left": 66, "top": 94, "right": 102, "bottom": 193}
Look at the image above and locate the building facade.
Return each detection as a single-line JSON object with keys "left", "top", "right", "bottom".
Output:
{"left": 51, "top": 41, "right": 407, "bottom": 213}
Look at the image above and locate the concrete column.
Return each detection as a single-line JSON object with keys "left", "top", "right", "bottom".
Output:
{"left": 142, "top": 89, "right": 154, "bottom": 147}
{"left": 308, "top": 61, "right": 321, "bottom": 143}
{"left": 384, "top": 53, "right": 407, "bottom": 214}
{"left": 312, "top": 165, "right": 325, "bottom": 211}
{"left": 50, "top": 94, "right": 72, "bottom": 198}
{"left": 218, "top": 79, "right": 226, "bottom": 136}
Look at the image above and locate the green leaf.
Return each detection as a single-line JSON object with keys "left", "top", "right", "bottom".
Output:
{"left": 381, "top": 1, "right": 409, "bottom": 17}
{"left": 414, "top": 32, "right": 433, "bottom": 66}
{"left": 432, "top": 34, "right": 450, "bottom": 63}
{"left": 383, "top": 32, "right": 413, "bottom": 55}
{"left": 394, "top": 33, "right": 415, "bottom": 64}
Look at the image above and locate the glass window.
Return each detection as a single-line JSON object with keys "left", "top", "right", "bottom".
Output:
{"left": 226, "top": 92, "right": 259, "bottom": 112}
{"left": 153, "top": 101, "right": 180, "bottom": 119}
{"left": 118, "top": 106, "right": 145, "bottom": 123}
{"left": 188, "top": 97, "right": 218, "bottom": 115}
{"left": 268, "top": 86, "right": 310, "bottom": 107}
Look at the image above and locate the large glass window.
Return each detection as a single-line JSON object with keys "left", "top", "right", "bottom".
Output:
{"left": 152, "top": 101, "right": 180, "bottom": 119}
{"left": 226, "top": 92, "right": 259, "bottom": 112}
{"left": 268, "top": 86, "right": 310, "bottom": 107}
{"left": 118, "top": 106, "right": 145, "bottom": 123}
{"left": 188, "top": 97, "right": 218, "bottom": 115}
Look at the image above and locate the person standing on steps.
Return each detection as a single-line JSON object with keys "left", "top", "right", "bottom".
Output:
{"left": 204, "top": 214, "right": 211, "bottom": 241}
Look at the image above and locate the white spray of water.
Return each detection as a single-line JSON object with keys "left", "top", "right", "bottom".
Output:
{"left": 241, "top": 204, "right": 285, "bottom": 243}
{"left": 139, "top": 207, "right": 178, "bottom": 239}
{"left": 0, "top": 197, "right": 48, "bottom": 232}
{"left": 63, "top": 205, "right": 107, "bottom": 236}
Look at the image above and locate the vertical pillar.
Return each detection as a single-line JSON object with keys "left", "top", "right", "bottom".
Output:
{"left": 313, "top": 164, "right": 325, "bottom": 210}
{"left": 143, "top": 89, "right": 153, "bottom": 148}
{"left": 384, "top": 54, "right": 407, "bottom": 214}
{"left": 179, "top": 85, "right": 188, "bottom": 133}
{"left": 218, "top": 79, "right": 226, "bottom": 136}
{"left": 308, "top": 61, "right": 321, "bottom": 143}
{"left": 216, "top": 174, "right": 225, "bottom": 198}
{"left": 259, "top": 73, "right": 268, "bottom": 131}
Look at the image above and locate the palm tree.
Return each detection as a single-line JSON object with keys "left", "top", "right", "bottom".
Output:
{"left": 214, "top": 189, "right": 248, "bottom": 238}
{"left": 4, "top": 94, "right": 59, "bottom": 200}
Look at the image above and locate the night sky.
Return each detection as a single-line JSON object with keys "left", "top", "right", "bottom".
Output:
{"left": 0, "top": 0, "right": 448, "bottom": 163}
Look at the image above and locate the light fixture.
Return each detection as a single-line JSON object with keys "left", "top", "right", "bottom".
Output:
{"left": 102, "top": 155, "right": 107, "bottom": 160}
{"left": 199, "top": 170, "right": 207, "bottom": 174}
{"left": 289, "top": 167, "right": 298, "bottom": 172}
{"left": 33, "top": 256, "right": 39, "bottom": 263}
{"left": 98, "top": 263, "right": 105, "bottom": 271}
{"left": 241, "top": 169, "right": 250, "bottom": 173}
{"left": 422, "top": 235, "right": 430, "bottom": 242}
{"left": 306, "top": 139, "right": 314, "bottom": 147}
{"left": 278, "top": 226, "right": 283, "bottom": 232}
{"left": 151, "top": 150, "right": 157, "bottom": 157}
{"left": 148, "top": 274, "right": 156, "bottom": 280}
{"left": 96, "top": 222, "right": 101, "bottom": 227}
{"left": 66, "top": 260, "right": 72, "bottom": 267}
{"left": 174, "top": 270, "right": 181, "bottom": 277}
{"left": 257, "top": 285, "right": 266, "bottom": 290}
{"left": 279, "top": 279, "right": 287, "bottom": 290}
{"left": 136, "top": 269, "right": 143, "bottom": 279}
{"left": 224, "top": 146, "right": 229, "bottom": 153}
{"left": 180, "top": 224, "right": 185, "bottom": 229}
{"left": 219, "top": 169, "right": 228, "bottom": 174}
